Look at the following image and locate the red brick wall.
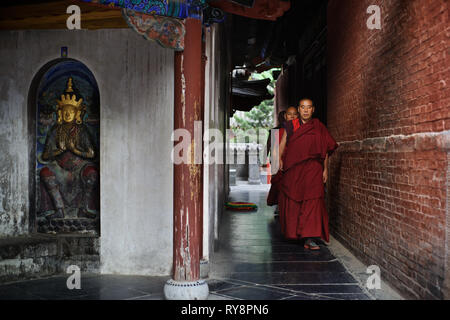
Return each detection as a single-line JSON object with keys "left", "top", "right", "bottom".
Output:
{"left": 327, "top": 0, "right": 449, "bottom": 299}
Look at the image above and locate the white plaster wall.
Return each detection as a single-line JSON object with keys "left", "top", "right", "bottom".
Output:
{"left": 203, "top": 25, "right": 216, "bottom": 259}
{"left": 97, "top": 30, "right": 174, "bottom": 276}
{"left": 203, "top": 24, "right": 227, "bottom": 260}
{"left": 0, "top": 29, "right": 174, "bottom": 275}
{"left": 0, "top": 35, "right": 29, "bottom": 236}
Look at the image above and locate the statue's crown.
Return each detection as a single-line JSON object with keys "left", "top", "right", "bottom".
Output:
{"left": 56, "top": 77, "right": 83, "bottom": 109}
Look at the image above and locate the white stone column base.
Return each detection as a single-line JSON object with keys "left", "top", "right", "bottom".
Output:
{"left": 164, "top": 279, "right": 209, "bottom": 300}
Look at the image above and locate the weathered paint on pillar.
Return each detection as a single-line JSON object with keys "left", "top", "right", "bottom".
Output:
{"left": 173, "top": 18, "right": 203, "bottom": 282}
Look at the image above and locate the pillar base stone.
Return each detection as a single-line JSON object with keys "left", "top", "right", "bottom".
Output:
{"left": 164, "top": 279, "right": 209, "bottom": 300}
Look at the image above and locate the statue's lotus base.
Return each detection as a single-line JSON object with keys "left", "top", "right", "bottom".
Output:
{"left": 163, "top": 279, "right": 209, "bottom": 300}
{"left": 37, "top": 217, "right": 99, "bottom": 234}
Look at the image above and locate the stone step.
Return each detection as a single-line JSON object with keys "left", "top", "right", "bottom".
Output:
{"left": 0, "top": 234, "right": 56, "bottom": 260}
{"left": 0, "top": 234, "right": 99, "bottom": 284}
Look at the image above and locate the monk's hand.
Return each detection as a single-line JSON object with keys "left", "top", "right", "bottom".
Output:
{"left": 323, "top": 168, "right": 328, "bottom": 184}
{"left": 279, "top": 158, "right": 283, "bottom": 171}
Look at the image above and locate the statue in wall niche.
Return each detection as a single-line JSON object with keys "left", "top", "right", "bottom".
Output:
{"left": 39, "top": 77, "right": 99, "bottom": 221}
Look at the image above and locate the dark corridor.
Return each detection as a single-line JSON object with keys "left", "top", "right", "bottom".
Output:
{"left": 228, "top": 0, "right": 328, "bottom": 124}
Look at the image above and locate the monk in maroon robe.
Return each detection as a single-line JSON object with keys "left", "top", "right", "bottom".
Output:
{"left": 278, "top": 99, "right": 338, "bottom": 250}
{"left": 267, "top": 107, "right": 298, "bottom": 206}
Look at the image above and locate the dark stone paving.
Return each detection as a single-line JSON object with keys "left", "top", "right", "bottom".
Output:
{"left": 207, "top": 184, "right": 373, "bottom": 300}
{"left": 0, "top": 184, "right": 372, "bottom": 300}
{"left": 0, "top": 274, "right": 170, "bottom": 300}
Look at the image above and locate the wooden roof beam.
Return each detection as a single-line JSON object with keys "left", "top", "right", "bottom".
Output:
{"left": 0, "top": 1, "right": 128, "bottom": 30}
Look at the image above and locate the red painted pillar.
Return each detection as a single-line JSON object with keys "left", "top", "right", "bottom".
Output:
{"left": 173, "top": 18, "right": 203, "bottom": 283}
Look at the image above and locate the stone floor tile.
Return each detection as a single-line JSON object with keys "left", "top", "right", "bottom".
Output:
{"left": 209, "top": 185, "right": 370, "bottom": 300}
{"left": 0, "top": 184, "right": 371, "bottom": 300}
{"left": 211, "top": 286, "right": 292, "bottom": 300}
{"left": 206, "top": 279, "right": 243, "bottom": 292}
{"left": 273, "top": 284, "right": 366, "bottom": 294}
{"left": 226, "top": 272, "right": 358, "bottom": 285}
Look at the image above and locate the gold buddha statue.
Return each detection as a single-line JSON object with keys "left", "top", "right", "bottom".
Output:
{"left": 39, "top": 77, "right": 99, "bottom": 221}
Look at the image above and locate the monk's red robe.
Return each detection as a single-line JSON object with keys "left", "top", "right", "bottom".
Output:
{"left": 278, "top": 118, "right": 338, "bottom": 242}
{"left": 267, "top": 127, "right": 285, "bottom": 206}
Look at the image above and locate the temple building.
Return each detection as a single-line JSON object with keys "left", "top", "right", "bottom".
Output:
{"left": 0, "top": 0, "right": 448, "bottom": 300}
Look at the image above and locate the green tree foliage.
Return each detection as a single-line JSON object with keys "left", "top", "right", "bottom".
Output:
{"left": 230, "top": 68, "right": 279, "bottom": 143}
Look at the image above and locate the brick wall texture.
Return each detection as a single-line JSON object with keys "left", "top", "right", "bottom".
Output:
{"left": 327, "top": 0, "right": 449, "bottom": 299}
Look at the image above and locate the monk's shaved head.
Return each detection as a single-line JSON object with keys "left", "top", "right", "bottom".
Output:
{"left": 299, "top": 98, "right": 314, "bottom": 107}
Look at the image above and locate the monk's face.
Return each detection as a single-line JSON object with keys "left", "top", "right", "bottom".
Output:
{"left": 62, "top": 105, "right": 76, "bottom": 123}
{"left": 285, "top": 107, "right": 299, "bottom": 121}
{"left": 298, "top": 99, "right": 314, "bottom": 122}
